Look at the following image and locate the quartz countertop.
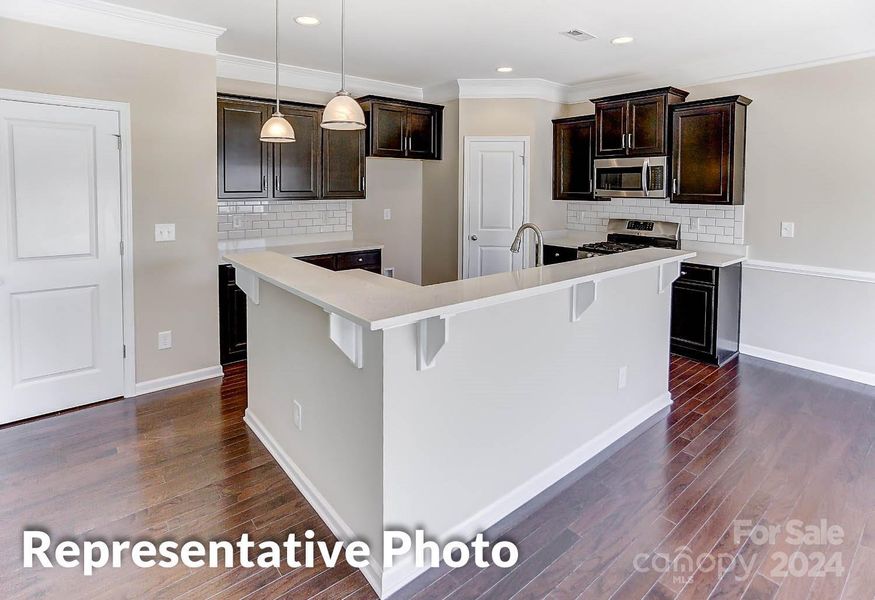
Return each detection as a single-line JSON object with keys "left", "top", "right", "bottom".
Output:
{"left": 682, "top": 252, "right": 746, "bottom": 268}
{"left": 225, "top": 247, "right": 696, "bottom": 331}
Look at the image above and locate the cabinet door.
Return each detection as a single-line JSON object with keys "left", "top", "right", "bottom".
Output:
{"left": 218, "top": 100, "right": 270, "bottom": 198}
{"left": 544, "top": 245, "right": 578, "bottom": 265}
{"left": 218, "top": 265, "right": 247, "bottom": 364}
{"left": 671, "top": 281, "right": 716, "bottom": 354}
{"left": 336, "top": 250, "right": 381, "bottom": 271}
{"left": 370, "top": 103, "right": 407, "bottom": 158}
{"left": 322, "top": 128, "right": 366, "bottom": 199}
{"left": 273, "top": 107, "right": 321, "bottom": 199}
{"left": 553, "top": 120, "right": 594, "bottom": 200}
{"left": 405, "top": 107, "right": 439, "bottom": 159}
{"left": 595, "top": 100, "right": 628, "bottom": 157}
{"left": 628, "top": 96, "right": 666, "bottom": 156}
{"left": 298, "top": 254, "right": 337, "bottom": 270}
{"left": 671, "top": 104, "right": 732, "bottom": 204}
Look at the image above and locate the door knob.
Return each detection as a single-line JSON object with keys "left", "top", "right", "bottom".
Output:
{"left": 470, "top": 235, "right": 478, "bottom": 241}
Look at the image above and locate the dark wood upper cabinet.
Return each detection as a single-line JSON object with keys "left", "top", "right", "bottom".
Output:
{"left": 273, "top": 105, "right": 321, "bottom": 199}
{"left": 358, "top": 96, "right": 443, "bottom": 160}
{"left": 217, "top": 95, "right": 366, "bottom": 200}
{"left": 592, "top": 87, "right": 688, "bottom": 158}
{"left": 322, "top": 128, "right": 366, "bottom": 199}
{"left": 670, "top": 95, "right": 751, "bottom": 205}
{"left": 217, "top": 99, "right": 270, "bottom": 199}
{"left": 552, "top": 115, "right": 595, "bottom": 200}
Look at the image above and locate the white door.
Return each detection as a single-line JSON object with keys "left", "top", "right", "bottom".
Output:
{"left": 0, "top": 99, "right": 124, "bottom": 424}
{"left": 463, "top": 138, "right": 527, "bottom": 278}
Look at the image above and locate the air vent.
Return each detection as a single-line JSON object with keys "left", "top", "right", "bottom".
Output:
{"left": 561, "top": 29, "right": 596, "bottom": 42}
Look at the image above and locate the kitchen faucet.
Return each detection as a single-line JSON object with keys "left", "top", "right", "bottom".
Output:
{"left": 510, "top": 223, "right": 545, "bottom": 267}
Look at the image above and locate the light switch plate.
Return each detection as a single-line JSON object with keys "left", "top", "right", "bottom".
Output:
{"left": 155, "top": 223, "right": 176, "bottom": 242}
{"left": 158, "top": 330, "right": 172, "bottom": 350}
{"left": 383, "top": 209, "right": 392, "bottom": 221}
{"left": 781, "top": 222, "right": 795, "bottom": 238}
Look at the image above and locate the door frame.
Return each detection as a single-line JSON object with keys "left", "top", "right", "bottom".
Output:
{"left": 460, "top": 136, "right": 530, "bottom": 280}
{"left": 0, "top": 88, "right": 137, "bottom": 398}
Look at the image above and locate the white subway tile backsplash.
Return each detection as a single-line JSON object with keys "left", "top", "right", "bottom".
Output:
{"left": 217, "top": 200, "right": 353, "bottom": 239}
{"left": 567, "top": 200, "right": 745, "bottom": 244}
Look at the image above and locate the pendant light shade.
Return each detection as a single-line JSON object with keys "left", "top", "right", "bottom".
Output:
{"left": 260, "top": 0, "right": 296, "bottom": 143}
{"left": 322, "top": 92, "right": 366, "bottom": 130}
{"left": 260, "top": 112, "right": 296, "bottom": 142}
{"left": 322, "top": 0, "right": 366, "bottom": 130}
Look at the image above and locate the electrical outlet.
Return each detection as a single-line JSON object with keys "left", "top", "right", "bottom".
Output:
{"left": 383, "top": 267, "right": 395, "bottom": 278}
{"left": 232, "top": 215, "right": 244, "bottom": 229}
{"left": 781, "top": 222, "right": 795, "bottom": 238}
{"left": 383, "top": 208, "right": 392, "bottom": 221}
{"left": 155, "top": 223, "right": 176, "bottom": 242}
{"left": 293, "top": 401, "right": 303, "bottom": 431}
{"left": 157, "top": 330, "right": 172, "bottom": 350}
{"left": 618, "top": 365, "right": 628, "bottom": 390}
{"left": 690, "top": 218, "right": 700, "bottom": 233}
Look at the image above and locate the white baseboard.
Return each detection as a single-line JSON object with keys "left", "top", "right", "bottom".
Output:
{"left": 740, "top": 344, "right": 875, "bottom": 387}
{"left": 244, "top": 409, "right": 384, "bottom": 597}
{"left": 132, "top": 365, "right": 224, "bottom": 396}
{"left": 379, "top": 391, "right": 674, "bottom": 597}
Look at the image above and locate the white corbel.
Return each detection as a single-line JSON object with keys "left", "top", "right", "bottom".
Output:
{"left": 417, "top": 315, "right": 450, "bottom": 371}
{"left": 658, "top": 262, "right": 681, "bottom": 294}
{"left": 571, "top": 280, "right": 598, "bottom": 322}
{"left": 234, "top": 267, "right": 260, "bottom": 305}
{"left": 328, "top": 312, "right": 363, "bottom": 368}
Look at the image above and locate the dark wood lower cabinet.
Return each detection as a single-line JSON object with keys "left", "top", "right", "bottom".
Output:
{"left": 218, "top": 250, "right": 382, "bottom": 365}
{"left": 670, "top": 262, "right": 741, "bottom": 365}
{"left": 219, "top": 264, "right": 248, "bottom": 365}
{"left": 543, "top": 244, "right": 579, "bottom": 265}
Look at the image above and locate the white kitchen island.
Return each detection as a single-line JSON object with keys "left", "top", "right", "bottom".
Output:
{"left": 224, "top": 247, "right": 695, "bottom": 597}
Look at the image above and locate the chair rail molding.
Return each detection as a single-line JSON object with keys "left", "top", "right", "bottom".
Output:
{"left": 0, "top": 0, "right": 226, "bottom": 55}
{"left": 744, "top": 259, "right": 875, "bottom": 285}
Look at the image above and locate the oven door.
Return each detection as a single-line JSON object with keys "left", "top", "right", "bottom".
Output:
{"left": 593, "top": 156, "right": 668, "bottom": 199}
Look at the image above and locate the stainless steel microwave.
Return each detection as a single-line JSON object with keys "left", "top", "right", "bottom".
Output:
{"left": 593, "top": 156, "right": 668, "bottom": 199}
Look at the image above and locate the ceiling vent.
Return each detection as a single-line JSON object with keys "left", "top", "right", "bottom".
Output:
{"left": 561, "top": 29, "right": 596, "bottom": 42}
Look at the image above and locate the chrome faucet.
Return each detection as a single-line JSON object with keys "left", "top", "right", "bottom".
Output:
{"left": 510, "top": 222, "right": 545, "bottom": 267}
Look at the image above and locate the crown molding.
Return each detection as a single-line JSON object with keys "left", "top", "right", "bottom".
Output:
{"left": 456, "top": 78, "right": 568, "bottom": 103}
{"left": 0, "top": 0, "right": 226, "bottom": 55}
{"left": 216, "top": 53, "right": 424, "bottom": 101}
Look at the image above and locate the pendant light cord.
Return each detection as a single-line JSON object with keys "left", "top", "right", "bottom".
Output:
{"left": 274, "top": 0, "right": 280, "bottom": 112}
{"left": 340, "top": 0, "right": 346, "bottom": 92}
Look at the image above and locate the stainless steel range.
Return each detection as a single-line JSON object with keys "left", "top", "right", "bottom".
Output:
{"left": 578, "top": 219, "right": 680, "bottom": 259}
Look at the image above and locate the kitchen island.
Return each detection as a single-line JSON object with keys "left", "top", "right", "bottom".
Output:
{"left": 224, "top": 247, "right": 695, "bottom": 597}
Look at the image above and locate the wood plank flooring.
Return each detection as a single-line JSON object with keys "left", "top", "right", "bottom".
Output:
{"left": 1, "top": 355, "right": 874, "bottom": 599}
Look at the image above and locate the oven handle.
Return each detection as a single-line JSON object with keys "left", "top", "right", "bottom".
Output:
{"left": 641, "top": 160, "right": 649, "bottom": 196}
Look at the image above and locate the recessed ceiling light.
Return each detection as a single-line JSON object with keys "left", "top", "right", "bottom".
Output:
{"left": 611, "top": 36, "right": 634, "bottom": 45}
{"left": 496, "top": 66, "right": 513, "bottom": 73}
{"left": 294, "top": 16, "right": 320, "bottom": 26}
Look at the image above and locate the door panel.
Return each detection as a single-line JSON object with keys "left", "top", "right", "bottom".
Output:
{"left": 628, "top": 96, "right": 665, "bottom": 156}
{"left": 322, "top": 128, "right": 366, "bottom": 199}
{"left": 405, "top": 107, "right": 437, "bottom": 158}
{"left": 371, "top": 103, "right": 406, "bottom": 158}
{"left": 670, "top": 282, "right": 715, "bottom": 353}
{"left": 218, "top": 99, "right": 269, "bottom": 198}
{"left": 465, "top": 140, "right": 526, "bottom": 278}
{"left": 595, "top": 100, "right": 627, "bottom": 157}
{"left": 274, "top": 107, "right": 320, "bottom": 199}
{"left": 0, "top": 99, "right": 124, "bottom": 424}
{"left": 672, "top": 105, "right": 731, "bottom": 204}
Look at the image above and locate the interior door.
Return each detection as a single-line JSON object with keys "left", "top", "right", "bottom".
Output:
{"left": 464, "top": 139, "right": 526, "bottom": 278}
{"left": 0, "top": 99, "right": 124, "bottom": 424}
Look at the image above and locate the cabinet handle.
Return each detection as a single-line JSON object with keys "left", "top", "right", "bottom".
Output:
{"left": 628, "top": 133, "right": 634, "bottom": 149}
{"left": 672, "top": 178, "right": 678, "bottom": 194}
{"left": 361, "top": 175, "right": 365, "bottom": 190}
{"left": 275, "top": 175, "right": 279, "bottom": 190}
{"left": 358, "top": 258, "right": 364, "bottom": 262}
{"left": 621, "top": 134, "right": 625, "bottom": 149}
{"left": 262, "top": 175, "right": 266, "bottom": 191}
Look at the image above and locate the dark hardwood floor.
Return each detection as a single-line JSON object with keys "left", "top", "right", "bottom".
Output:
{"left": 1, "top": 356, "right": 874, "bottom": 599}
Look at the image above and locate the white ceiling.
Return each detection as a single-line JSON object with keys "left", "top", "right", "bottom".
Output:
{"left": 102, "top": 0, "right": 875, "bottom": 91}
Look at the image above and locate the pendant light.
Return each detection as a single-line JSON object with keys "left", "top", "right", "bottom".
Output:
{"left": 260, "top": 0, "right": 295, "bottom": 143}
{"left": 321, "top": 0, "right": 366, "bottom": 130}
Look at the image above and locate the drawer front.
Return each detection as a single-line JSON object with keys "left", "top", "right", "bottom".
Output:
{"left": 544, "top": 245, "right": 578, "bottom": 265}
{"left": 336, "top": 250, "right": 381, "bottom": 270}
{"left": 678, "top": 263, "right": 717, "bottom": 285}
{"left": 298, "top": 254, "right": 337, "bottom": 270}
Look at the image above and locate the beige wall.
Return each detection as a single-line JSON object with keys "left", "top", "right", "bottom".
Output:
{"left": 218, "top": 78, "right": 424, "bottom": 284}
{"left": 421, "top": 99, "right": 459, "bottom": 284}
{"left": 0, "top": 18, "right": 220, "bottom": 384}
